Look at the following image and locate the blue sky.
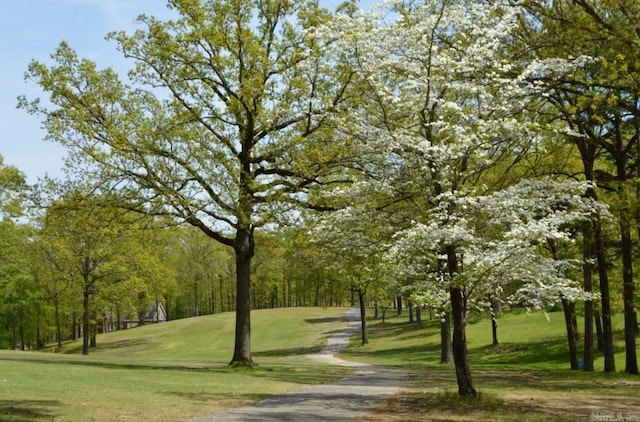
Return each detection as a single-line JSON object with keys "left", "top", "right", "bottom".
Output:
{"left": 0, "top": 0, "right": 373, "bottom": 183}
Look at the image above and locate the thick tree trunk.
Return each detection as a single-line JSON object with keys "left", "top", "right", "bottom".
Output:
{"left": 562, "top": 298, "right": 579, "bottom": 370}
{"left": 229, "top": 228, "right": 254, "bottom": 367}
{"left": 416, "top": 305, "right": 422, "bottom": 327}
{"left": 447, "top": 245, "right": 475, "bottom": 397}
{"left": 450, "top": 287, "right": 476, "bottom": 397}
{"left": 440, "top": 311, "right": 453, "bottom": 364}
{"left": 396, "top": 296, "right": 402, "bottom": 316}
{"left": 358, "top": 290, "right": 368, "bottom": 345}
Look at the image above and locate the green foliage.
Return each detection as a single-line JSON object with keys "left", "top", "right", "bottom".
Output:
{"left": 0, "top": 155, "right": 26, "bottom": 217}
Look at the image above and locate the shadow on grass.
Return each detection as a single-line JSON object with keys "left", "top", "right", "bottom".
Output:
{"left": 364, "top": 389, "right": 579, "bottom": 422}
{"left": 471, "top": 337, "right": 570, "bottom": 367}
{"left": 0, "top": 354, "right": 228, "bottom": 372}
{"left": 304, "top": 316, "right": 347, "bottom": 324}
{"left": 0, "top": 400, "right": 61, "bottom": 421}
{"left": 59, "top": 337, "right": 152, "bottom": 355}
{"left": 253, "top": 345, "right": 322, "bottom": 357}
{"left": 165, "top": 390, "right": 273, "bottom": 404}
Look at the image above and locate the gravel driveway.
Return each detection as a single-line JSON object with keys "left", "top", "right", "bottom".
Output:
{"left": 191, "top": 308, "right": 406, "bottom": 421}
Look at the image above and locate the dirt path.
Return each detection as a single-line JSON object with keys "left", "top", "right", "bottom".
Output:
{"left": 191, "top": 308, "right": 405, "bottom": 422}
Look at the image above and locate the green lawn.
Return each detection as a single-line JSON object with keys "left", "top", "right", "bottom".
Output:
{"left": 345, "top": 309, "right": 640, "bottom": 422}
{"left": 2, "top": 307, "right": 639, "bottom": 422}
{"left": 0, "top": 307, "right": 352, "bottom": 421}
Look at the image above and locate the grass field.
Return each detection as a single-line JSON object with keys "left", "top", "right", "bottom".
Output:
{"left": 347, "top": 309, "right": 640, "bottom": 422}
{"left": 1, "top": 307, "right": 639, "bottom": 421}
{"left": 0, "top": 307, "right": 352, "bottom": 421}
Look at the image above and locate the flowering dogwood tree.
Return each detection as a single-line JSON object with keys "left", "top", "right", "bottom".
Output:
{"left": 319, "top": 0, "right": 607, "bottom": 396}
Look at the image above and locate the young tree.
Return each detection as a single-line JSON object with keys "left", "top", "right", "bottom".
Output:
{"left": 21, "top": 0, "right": 355, "bottom": 366}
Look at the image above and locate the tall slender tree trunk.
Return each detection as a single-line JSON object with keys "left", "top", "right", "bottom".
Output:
{"left": 576, "top": 132, "right": 615, "bottom": 371}
{"left": 620, "top": 218, "right": 639, "bottom": 374}
{"left": 219, "top": 279, "right": 225, "bottom": 313}
{"left": 72, "top": 313, "right": 78, "bottom": 340}
{"left": 193, "top": 278, "right": 200, "bottom": 317}
{"left": 358, "top": 289, "right": 368, "bottom": 345}
{"left": 596, "top": 217, "right": 616, "bottom": 371}
{"left": 82, "top": 289, "right": 90, "bottom": 356}
{"left": 594, "top": 309, "right": 604, "bottom": 352}
{"left": 54, "top": 302, "right": 62, "bottom": 348}
{"left": 583, "top": 221, "right": 595, "bottom": 372}
{"left": 230, "top": 227, "right": 254, "bottom": 367}
{"left": 562, "top": 298, "right": 579, "bottom": 370}
{"left": 396, "top": 296, "right": 402, "bottom": 316}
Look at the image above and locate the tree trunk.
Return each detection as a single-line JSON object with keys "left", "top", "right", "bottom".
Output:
{"left": 562, "top": 298, "right": 579, "bottom": 370}
{"left": 210, "top": 279, "right": 215, "bottom": 314}
{"left": 440, "top": 311, "right": 453, "bottom": 364}
{"left": 450, "top": 287, "right": 476, "bottom": 397}
{"left": 447, "top": 244, "right": 475, "bottom": 397}
{"left": 219, "top": 278, "right": 225, "bottom": 313}
{"left": 416, "top": 305, "right": 422, "bottom": 327}
{"left": 358, "top": 290, "right": 368, "bottom": 345}
{"left": 620, "top": 218, "right": 639, "bottom": 374}
{"left": 583, "top": 221, "right": 595, "bottom": 372}
{"left": 596, "top": 219, "right": 616, "bottom": 372}
{"left": 491, "top": 310, "right": 499, "bottom": 347}
{"left": 54, "top": 302, "right": 62, "bottom": 348}
{"left": 594, "top": 309, "right": 604, "bottom": 352}
{"left": 229, "top": 227, "right": 254, "bottom": 367}
{"left": 396, "top": 296, "right": 402, "bottom": 316}
{"left": 72, "top": 313, "right": 78, "bottom": 340}
{"left": 194, "top": 278, "right": 200, "bottom": 317}
{"left": 409, "top": 300, "right": 414, "bottom": 323}
{"left": 82, "top": 290, "right": 90, "bottom": 356}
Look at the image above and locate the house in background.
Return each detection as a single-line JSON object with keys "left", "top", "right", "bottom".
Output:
{"left": 121, "top": 302, "right": 168, "bottom": 329}
{"left": 99, "top": 302, "right": 168, "bottom": 332}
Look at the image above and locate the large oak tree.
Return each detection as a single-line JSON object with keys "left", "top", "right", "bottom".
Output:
{"left": 21, "top": 0, "right": 353, "bottom": 366}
